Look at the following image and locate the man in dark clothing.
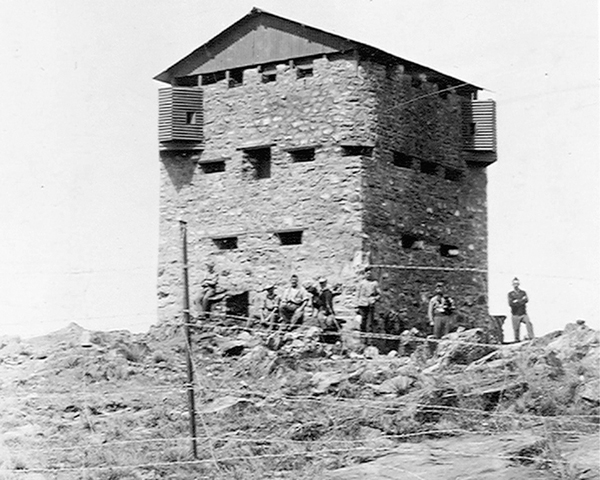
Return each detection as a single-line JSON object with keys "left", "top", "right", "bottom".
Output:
{"left": 508, "top": 277, "right": 533, "bottom": 342}
{"left": 314, "top": 277, "right": 338, "bottom": 330}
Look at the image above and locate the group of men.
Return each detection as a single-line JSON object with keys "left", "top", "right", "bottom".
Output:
{"left": 426, "top": 277, "right": 534, "bottom": 342}
{"left": 195, "top": 261, "right": 534, "bottom": 343}
{"left": 255, "top": 267, "right": 384, "bottom": 334}
{"left": 254, "top": 274, "right": 341, "bottom": 331}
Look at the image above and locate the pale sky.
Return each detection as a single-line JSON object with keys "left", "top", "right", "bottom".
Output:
{"left": 0, "top": 0, "right": 598, "bottom": 339}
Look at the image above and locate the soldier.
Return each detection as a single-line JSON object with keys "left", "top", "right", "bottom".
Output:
{"left": 428, "top": 282, "right": 456, "bottom": 339}
{"left": 259, "top": 284, "right": 280, "bottom": 330}
{"left": 194, "top": 261, "right": 219, "bottom": 319}
{"left": 279, "top": 275, "right": 309, "bottom": 329}
{"left": 356, "top": 266, "right": 381, "bottom": 338}
{"left": 508, "top": 277, "right": 533, "bottom": 342}
{"left": 315, "top": 277, "right": 337, "bottom": 329}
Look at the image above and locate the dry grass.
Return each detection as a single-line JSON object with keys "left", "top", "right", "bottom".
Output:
{"left": 0, "top": 325, "right": 597, "bottom": 479}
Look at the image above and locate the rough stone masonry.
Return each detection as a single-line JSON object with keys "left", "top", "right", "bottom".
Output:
{"left": 157, "top": 50, "right": 492, "bottom": 334}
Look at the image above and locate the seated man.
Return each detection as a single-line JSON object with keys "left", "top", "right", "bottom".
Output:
{"left": 194, "top": 262, "right": 227, "bottom": 320}
{"left": 314, "top": 277, "right": 338, "bottom": 329}
{"left": 279, "top": 275, "right": 309, "bottom": 329}
{"left": 255, "top": 284, "right": 280, "bottom": 330}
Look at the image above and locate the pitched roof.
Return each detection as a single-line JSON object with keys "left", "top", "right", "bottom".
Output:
{"left": 154, "top": 7, "right": 480, "bottom": 90}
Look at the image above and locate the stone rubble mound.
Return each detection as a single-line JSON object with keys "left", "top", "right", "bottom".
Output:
{"left": 0, "top": 320, "right": 598, "bottom": 479}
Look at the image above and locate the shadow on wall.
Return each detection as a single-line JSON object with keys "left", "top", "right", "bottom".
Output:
{"left": 160, "top": 151, "right": 198, "bottom": 192}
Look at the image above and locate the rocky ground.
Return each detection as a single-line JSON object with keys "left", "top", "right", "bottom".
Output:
{"left": 0, "top": 319, "right": 598, "bottom": 479}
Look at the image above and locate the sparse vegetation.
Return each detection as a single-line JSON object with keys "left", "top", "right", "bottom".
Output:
{"left": 0, "top": 322, "right": 597, "bottom": 479}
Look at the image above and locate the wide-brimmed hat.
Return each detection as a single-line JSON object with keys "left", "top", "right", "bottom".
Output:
{"left": 263, "top": 284, "right": 275, "bottom": 290}
{"left": 317, "top": 277, "right": 327, "bottom": 283}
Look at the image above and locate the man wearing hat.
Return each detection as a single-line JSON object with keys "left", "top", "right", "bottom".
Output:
{"left": 258, "top": 283, "right": 280, "bottom": 330}
{"left": 314, "top": 277, "right": 337, "bottom": 329}
{"left": 356, "top": 266, "right": 381, "bottom": 337}
{"left": 428, "top": 282, "right": 456, "bottom": 339}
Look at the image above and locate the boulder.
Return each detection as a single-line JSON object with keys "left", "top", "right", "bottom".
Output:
{"left": 198, "top": 396, "right": 254, "bottom": 414}
{"left": 311, "top": 368, "right": 364, "bottom": 394}
{"left": 435, "top": 328, "right": 496, "bottom": 367}
{"left": 398, "top": 328, "right": 425, "bottom": 357}
{"left": 364, "top": 346, "right": 380, "bottom": 359}
{"left": 579, "top": 379, "right": 600, "bottom": 405}
{"left": 372, "top": 375, "right": 415, "bottom": 395}
{"left": 546, "top": 322, "right": 600, "bottom": 361}
{"left": 580, "top": 346, "right": 600, "bottom": 379}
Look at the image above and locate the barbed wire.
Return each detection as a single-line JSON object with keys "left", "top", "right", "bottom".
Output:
{"left": 5, "top": 384, "right": 598, "bottom": 424}
{"left": 9, "top": 426, "right": 594, "bottom": 457}
{"left": 0, "top": 262, "right": 597, "bottom": 282}
{"left": 2, "top": 442, "right": 579, "bottom": 474}
{"left": 203, "top": 386, "right": 600, "bottom": 422}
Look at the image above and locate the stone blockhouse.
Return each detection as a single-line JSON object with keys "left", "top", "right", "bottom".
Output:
{"left": 154, "top": 8, "right": 497, "bottom": 332}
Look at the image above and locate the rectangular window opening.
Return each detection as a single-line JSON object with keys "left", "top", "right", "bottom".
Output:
{"left": 186, "top": 112, "right": 198, "bottom": 125}
{"left": 401, "top": 234, "right": 418, "bottom": 249}
{"left": 341, "top": 145, "right": 373, "bottom": 157}
{"left": 261, "top": 65, "right": 277, "bottom": 84}
{"left": 201, "top": 71, "right": 226, "bottom": 86}
{"left": 444, "top": 167, "right": 463, "bottom": 182}
{"left": 228, "top": 69, "right": 244, "bottom": 88}
{"left": 420, "top": 160, "right": 438, "bottom": 176}
{"left": 276, "top": 230, "right": 303, "bottom": 246}
{"left": 296, "top": 65, "right": 313, "bottom": 79}
{"left": 440, "top": 244, "right": 460, "bottom": 258}
{"left": 393, "top": 151, "right": 414, "bottom": 169}
{"left": 174, "top": 75, "right": 199, "bottom": 87}
{"left": 213, "top": 237, "right": 238, "bottom": 250}
{"left": 243, "top": 147, "right": 271, "bottom": 179}
{"left": 262, "top": 72, "right": 276, "bottom": 83}
{"left": 200, "top": 161, "right": 225, "bottom": 174}
{"left": 289, "top": 148, "right": 315, "bottom": 163}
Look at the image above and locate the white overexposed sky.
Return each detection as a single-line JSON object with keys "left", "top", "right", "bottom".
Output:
{"left": 0, "top": 0, "right": 598, "bottom": 339}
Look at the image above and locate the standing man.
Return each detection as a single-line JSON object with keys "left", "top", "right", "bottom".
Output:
{"left": 356, "top": 266, "right": 381, "bottom": 337}
{"left": 279, "top": 275, "right": 309, "bottom": 329}
{"left": 508, "top": 277, "right": 534, "bottom": 342}
{"left": 428, "top": 282, "right": 456, "bottom": 339}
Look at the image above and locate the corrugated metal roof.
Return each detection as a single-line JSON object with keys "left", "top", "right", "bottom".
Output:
{"left": 154, "top": 8, "right": 481, "bottom": 91}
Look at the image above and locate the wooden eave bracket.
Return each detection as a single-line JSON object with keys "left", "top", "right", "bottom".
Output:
{"left": 283, "top": 144, "right": 321, "bottom": 152}
{"left": 236, "top": 142, "right": 275, "bottom": 151}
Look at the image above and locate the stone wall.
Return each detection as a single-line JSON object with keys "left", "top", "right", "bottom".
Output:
{"left": 158, "top": 54, "right": 376, "bottom": 323}
{"left": 359, "top": 60, "right": 489, "bottom": 332}
{"left": 157, "top": 53, "right": 492, "bottom": 332}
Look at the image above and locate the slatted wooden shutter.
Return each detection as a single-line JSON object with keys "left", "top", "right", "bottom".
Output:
{"left": 462, "top": 100, "right": 496, "bottom": 152}
{"left": 158, "top": 87, "right": 203, "bottom": 144}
